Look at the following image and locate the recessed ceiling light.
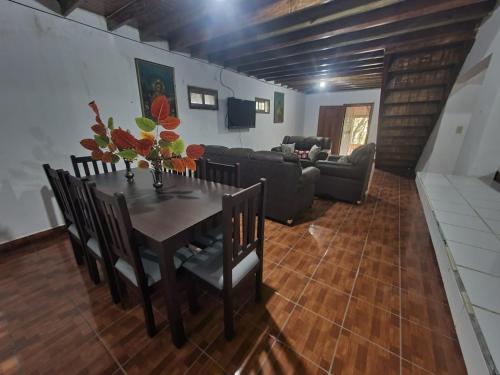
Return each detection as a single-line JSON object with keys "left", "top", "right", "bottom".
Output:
{"left": 319, "top": 81, "right": 326, "bottom": 88}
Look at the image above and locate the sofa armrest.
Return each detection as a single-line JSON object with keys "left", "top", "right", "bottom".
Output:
{"left": 299, "top": 166, "right": 320, "bottom": 187}
{"left": 327, "top": 155, "right": 342, "bottom": 162}
{"left": 316, "top": 160, "right": 362, "bottom": 180}
{"left": 271, "top": 146, "right": 282, "bottom": 152}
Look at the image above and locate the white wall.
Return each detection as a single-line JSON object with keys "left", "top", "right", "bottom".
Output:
{"left": 417, "top": 6, "right": 500, "bottom": 176}
{"left": 0, "top": 0, "right": 305, "bottom": 243}
{"left": 303, "top": 89, "right": 381, "bottom": 145}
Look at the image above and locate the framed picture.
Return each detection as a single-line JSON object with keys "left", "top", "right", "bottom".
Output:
{"left": 135, "top": 58, "right": 178, "bottom": 119}
{"left": 274, "top": 92, "right": 284, "bottom": 123}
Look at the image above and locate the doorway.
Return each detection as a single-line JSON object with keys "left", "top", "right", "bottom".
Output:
{"left": 317, "top": 103, "right": 373, "bottom": 155}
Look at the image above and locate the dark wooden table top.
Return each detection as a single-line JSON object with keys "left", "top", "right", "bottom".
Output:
{"left": 89, "top": 169, "right": 240, "bottom": 244}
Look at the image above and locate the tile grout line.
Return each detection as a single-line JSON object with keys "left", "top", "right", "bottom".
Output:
{"left": 328, "top": 172, "right": 388, "bottom": 375}
{"left": 256, "top": 203, "right": 354, "bottom": 374}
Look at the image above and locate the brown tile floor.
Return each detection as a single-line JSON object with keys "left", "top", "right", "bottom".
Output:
{"left": 0, "top": 170, "right": 467, "bottom": 374}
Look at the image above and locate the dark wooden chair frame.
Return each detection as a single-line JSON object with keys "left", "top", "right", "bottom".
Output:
{"left": 203, "top": 159, "right": 241, "bottom": 188}
{"left": 71, "top": 155, "right": 117, "bottom": 178}
{"left": 64, "top": 172, "right": 121, "bottom": 304}
{"left": 43, "top": 164, "right": 86, "bottom": 267}
{"left": 90, "top": 186, "right": 162, "bottom": 337}
{"left": 187, "top": 178, "right": 267, "bottom": 340}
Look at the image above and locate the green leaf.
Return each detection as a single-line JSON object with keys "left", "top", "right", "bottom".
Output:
{"left": 117, "top": 149, "right": 138, "bottom": 160}
{"left": 111, "top": 154, "right": 120, "bottom": 164}
{"left": 94, "top": 135, "right": 109, "bottom": 148}
{"left": 149, "top": 148, "right": 159, "bottom": 160}
{"left": 158, "top": 139, "right": 170, "bottom": 148}
{"left": 170, "top": 139, "right": 185, "bottom": 155}
{"left": 135, "top": 117, "right": 156, "bottom": 132}
{"left": 107, "top": 117, "right": 114, "bottom": 130}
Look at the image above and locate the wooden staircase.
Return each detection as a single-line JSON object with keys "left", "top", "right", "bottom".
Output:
{"left": 376, "top": 44, "right": 472, "bottom": 175}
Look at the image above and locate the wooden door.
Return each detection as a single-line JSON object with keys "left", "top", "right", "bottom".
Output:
{"left": 317, "top": 105, "right": 346, "bottom": 155}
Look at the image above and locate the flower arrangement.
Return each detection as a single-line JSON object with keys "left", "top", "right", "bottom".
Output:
{"left": 79, "top": 95, "right": 204, "bottom": 187}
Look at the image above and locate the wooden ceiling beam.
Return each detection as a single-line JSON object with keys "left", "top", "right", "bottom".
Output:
{"left": 57, "top": 0, "right": 83, "bottom": 16}
{"left": 245, "top": 50, "right": 385, "bottom": 76}
{"left": 223, "top": 4, "right": 490, "bottom": 67}
{"left": 106, "top": 0, "right": 144, "bottom": 31}
{"left": 255, "top": 58, "right": 385, "bottom": 80}
{"left": 278, "top": 71, "right": 383, "bottom": 86}
{"left": 167, "top": 0, "right": 401, "bottom": 52}
{"left": 236, "top": 21, "right": 478, "bottom": 72}
{"left": 206, "top": 0, "right": 491, "bottom": 62}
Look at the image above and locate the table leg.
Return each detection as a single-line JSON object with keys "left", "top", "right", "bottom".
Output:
{"left": 157, "top": 244, "right": 186, "bottom": 348}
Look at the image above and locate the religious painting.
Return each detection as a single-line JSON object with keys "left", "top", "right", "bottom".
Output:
{"left": 135, "top": 58, "right": 178, "bottom": 119}
{"left": 274, "top": 91, "right": 284, "bottom": 123}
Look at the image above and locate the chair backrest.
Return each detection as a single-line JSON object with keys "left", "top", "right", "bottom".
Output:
{"left": 71, "top": 155, "right": 117, "bottom": 178}
{"left": 205, "top": 159, "right": 241, "bottom": 187}
{"left": 42, "top": 164, "right": 76, "bottom": 225}
{"left": 89, "top": 186, "right": 148, "bottom": 287}
{"left": 63, "top": 172, "right": 100, "bottom": 242}
{"left": 222, "top": 178, "right": 266, "bottom": 289}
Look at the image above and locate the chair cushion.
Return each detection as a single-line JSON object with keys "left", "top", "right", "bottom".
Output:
{"left": 281, "top": 143, "right": 295, "bottom": 154}
{"left": 115, "top": 246, "right": 194, "bottom": 287}
{"left": 67, "top": 224, "right": 79, "bottom": 239}
{"left": 182, "top": 245, "right": 260, "bottom": 290}
{"left": 86, "top": 237, "right": 102, "bottom": 258}
{"left": 193, "top": 225, "right": 223, "bottom": 248}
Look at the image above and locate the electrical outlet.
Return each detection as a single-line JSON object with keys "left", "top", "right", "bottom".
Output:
{"left": 456, "top": 126, "right": 464, "bottom": 134}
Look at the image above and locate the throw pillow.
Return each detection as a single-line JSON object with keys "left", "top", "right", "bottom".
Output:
{"left": 281, "top": 143, "right": 295, "bottom": 154}
{"left": 337, "top": 155, "right": 350, "bottom": 163}
{"left": 308, "top": 144, "right": 321, "bottom": 162}
{"left": 294, "top": 150, "right": 309, "bottom": 159}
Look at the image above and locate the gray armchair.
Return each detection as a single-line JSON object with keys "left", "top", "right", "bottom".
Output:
{"left": 315, "top": 143, "right": 376, "bottom": 203}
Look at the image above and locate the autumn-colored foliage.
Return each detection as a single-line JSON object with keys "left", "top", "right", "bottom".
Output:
{"left": 80, "top": 97, "right": 204, "bottom": 174}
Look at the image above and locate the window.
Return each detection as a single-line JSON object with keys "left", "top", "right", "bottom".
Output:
{"left": 255, "top": 97, "right": 270, "bottom": 114}
{"left": 188, "top": 86, "right": 218, "bottom": 110}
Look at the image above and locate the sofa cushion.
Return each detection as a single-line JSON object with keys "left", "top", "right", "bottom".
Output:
{"left": 283, "top": 136, "right": 331, "bottom": 151}
{"left": 294, "top": 150, "right": 309, "bottom": 159}
{"left": 281, "top": 143, "right": 295, "bottom": 154}
{"left": 202, "top": 145, "right": 228, "bottom": 156}
{"left": 309, "top": 144, "right": 321, "bottom": 162}
{"left": 250, "top": 151, "right": 285, "bottom": 163}
{"left": 225, "top": 148, "right": 253, "bottom": 158}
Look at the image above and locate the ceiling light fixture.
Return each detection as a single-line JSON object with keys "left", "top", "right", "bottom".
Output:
{"left": 319, "top": 81, "right": 326, "bottom": 88}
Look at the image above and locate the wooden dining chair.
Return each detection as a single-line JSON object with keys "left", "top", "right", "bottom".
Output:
{"left": 63, "top": 172, "right": 120, "bottom": 303}
{"left": 193, "top": 159, "right": 242, "bottom": 248}
{"left": 43, "top": 164, "right": 85, "bottom": 266}
{"left": 90, "top": 187, "right": 195, "bottom": 337}
{"left": 204, "top": 160, "right": 241, "bottom": 188}
{"left": 182, "top": 178, "right": 267, "bottom": 340}
{"left": 71, "top": 155, "right": 117, "bottom": 178}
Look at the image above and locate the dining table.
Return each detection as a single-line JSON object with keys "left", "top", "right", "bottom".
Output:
{"left": 89, "top": 168, "right": 241, "bottom": 347}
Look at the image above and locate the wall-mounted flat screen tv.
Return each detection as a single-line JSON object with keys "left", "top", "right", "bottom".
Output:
{"left": 227, "top": 98, "right": 256, "bottom": 129}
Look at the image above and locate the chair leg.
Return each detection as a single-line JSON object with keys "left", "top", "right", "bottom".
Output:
{"left": 141, "top": 292, "right": 157, "bottom": 338}
{"left": 255, "top": 267, "right": 263, "bottom": 303}
{"left": 103, "top": 262, "right": 120, "bottom": 304}
{"left": 69, "top": 236, "right": 84, "bottom": 265}
{"left": 187, "top": 274, "right": 200, "bottom": 314}
{"left": 118, "top": 279, "right": 129, "bottom": 310}
{"left": 223, "top": 291, "right": 235, "bottom": 341}
{"left": 87, "top": 256, "right": 100, "bottom": 285}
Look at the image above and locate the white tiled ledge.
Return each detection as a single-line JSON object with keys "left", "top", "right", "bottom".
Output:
{"left": 416, "top": 172, "right": 500, "bottom": 375}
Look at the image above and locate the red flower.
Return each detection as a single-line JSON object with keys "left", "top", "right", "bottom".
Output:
{"left": 151, "top": 95, "right": 170, "bottom": 121}
{"left": 81, "top": 139, "right": 99, "bottom": 151}
{"left": 160, "top": 131, "right": 179, "bottom": 142}
{"left": 111, "top": 128, "right": 138, "bottom": 150}
{"left": 159, "top": 116, "right": 180, "bottom": 130}
{"left": 186, "top": 144, "right": 205, "bottom": 160}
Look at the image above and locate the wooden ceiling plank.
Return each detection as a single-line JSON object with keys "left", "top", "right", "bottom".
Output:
{"left": 223, "top": 4, "right": 491, "bottom": 67}
{"left": 207, "top": 0, "right": 490, "bottom": 62}
{"left": 255, "top": 58, "right": 385, "bottom": 79}
{"left": 57, "top": 0, "right": 84, "bottom": 16}
{"left": 106, "top": 0, "right": 143, "bottom": 31}
{"left": 236, "top": 21, "right": 478, "bottom": 72}
{"left": 167, "top": 0, "right": 401, "bottom": 52}
{"left": 245, "top": 50, "right": 385, "bottom": 76}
